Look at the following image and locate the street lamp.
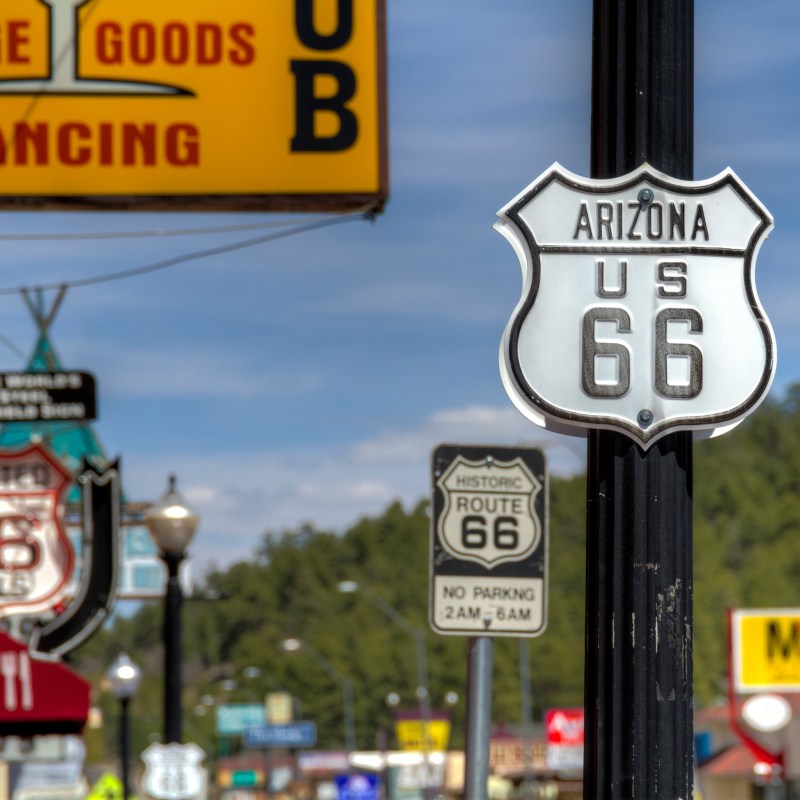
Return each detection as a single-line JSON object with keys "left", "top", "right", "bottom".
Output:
{"left": 144, "top": 474, "right": 199, "bottom": 743}
{"left": 337, "top": 582, "right": 432, "bottom": 744}
{"left": 281, "top": 638, "right": 356, "bottom": 752}
{"left": 106, "top": 653, "right": 142, "bottom": 800}
{"left": 337, "top": 581, "right": 435, "bottom": 798}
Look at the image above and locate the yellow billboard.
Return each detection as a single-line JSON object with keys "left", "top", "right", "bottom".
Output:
{"left": 732, "top": 608, "right": 800, "bottom": 693}
{"left": 0, "top": 0, "right": 387, "bottom": 210}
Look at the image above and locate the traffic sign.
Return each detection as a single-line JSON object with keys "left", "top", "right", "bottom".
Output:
{"left": 141, "top": 742, "right": 206, "bottom": 800}
{"left": 430, "top": 445, "right": 547, "bottom": 636}
{"left": 731, "top": 608, "right": 800, "bottom": 693}
{"left": 496, "top": 162, "right": 775, "bottom": 449}
{"left": 242, "top": 721, "right": 316, "bottom": 749}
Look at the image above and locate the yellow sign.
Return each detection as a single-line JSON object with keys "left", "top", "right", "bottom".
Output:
{"left": 86, "top": 772, "right": 125, "bottom": 800}
{"left": 732, "top": 608, "right": 800, "bottom": 692}
{"left": 394, "top": 718, "right": 451, "bottom": 751}
{"left": 0, "top": 0, "right": 387, "bottom": 210}
{"left": 266, "top": 691, "right": 294, "bottom": 724}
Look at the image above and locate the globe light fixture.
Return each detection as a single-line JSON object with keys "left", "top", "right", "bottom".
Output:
{"left": 144, "top": 474, "right": 200, "bottom": 743}
{"left": 106, "top": 653, "right": 142, "bottom": 800}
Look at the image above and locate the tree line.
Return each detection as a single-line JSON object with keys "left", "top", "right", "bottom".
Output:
{"left": 73, "top": 386, "right": 800, "bottom": 763}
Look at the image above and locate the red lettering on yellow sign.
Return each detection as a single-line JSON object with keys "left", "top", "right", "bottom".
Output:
{"left": 94, "top": 21, "right": 255, "bottom": 67}
{"left": 0, "top": 122, "right": 200, "bottom": 167}
{"left": 0, "top": 20, "right": 31, "bottom": 64}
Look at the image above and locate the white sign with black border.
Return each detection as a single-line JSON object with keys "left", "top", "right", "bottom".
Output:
{"left": 495, "top": 163, "right": 776, "bottom": 448}
{"left": 430, "top": 444, "right": 547, "bottom": 636}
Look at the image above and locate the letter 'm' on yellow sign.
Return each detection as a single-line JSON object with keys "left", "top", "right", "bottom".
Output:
{"left": 0, "top": 0, "right": 387, "bottom": 211}
{"left": 732, "top": 609, "right": 800, "bottom": 693}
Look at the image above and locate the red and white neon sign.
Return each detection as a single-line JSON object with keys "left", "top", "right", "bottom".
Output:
{"left": 0, "top": 443, "right": 74, "bottom": 618}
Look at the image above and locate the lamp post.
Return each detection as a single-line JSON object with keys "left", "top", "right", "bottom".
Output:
{"left": 281, "top": 638, "right": 356, "bottom": 753}
{"left": 106, "top": 653, "right": 142, "bottom": 800}
{"left": 337, "top": 581, "right": 434, "bottom": 797}
{"left": 337, "top": 583, "right": 432, "bottom": 738}
{"left": 144, "top": 474, "right": 199, "bottom": 743}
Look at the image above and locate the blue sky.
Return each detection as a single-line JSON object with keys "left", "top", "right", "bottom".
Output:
{"left": 0, "top": 1, "right": 796, "bottom": 571}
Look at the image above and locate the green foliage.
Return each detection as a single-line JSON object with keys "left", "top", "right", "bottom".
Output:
{"left": 693, "top": 391, "right": 800, "bottom": 704}
{"left": 72, "top": 391, "right": 800, "bottom": 762}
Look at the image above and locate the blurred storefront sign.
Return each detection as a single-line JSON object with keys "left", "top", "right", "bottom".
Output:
{"left": 216, "top": 703, "right": 266, "bottom": 737}
{"left": 336, "top": 773, "right": 379, "bottom": 800}
{"left": 394, "top": 709, "right": 451, "bottom": 751}
{"left": 732, "top": 608, "right": 800, "bottom": 692}
{"left": 266, "top": 691, "right": 294, "bottom": 724}
{"left": 489, "top": 737, "right": 547, "bottom": 776}
{"left": 0, "top": 371, "right": 96, "bottom": 423}
{"left": 545, "top": 708, "right": 584, "bottom": 772}
{"left": 297, "top": 751, "right": 350, "bottom": 777}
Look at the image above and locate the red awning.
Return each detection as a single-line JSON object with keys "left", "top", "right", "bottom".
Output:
{"left": 0, "top": 631, "right": 89, "bottom": 733}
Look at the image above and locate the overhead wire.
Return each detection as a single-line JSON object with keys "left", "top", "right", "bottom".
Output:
{"left": 0, "top": 210, "right": 372, "bottom": 295}
{"left": 0, "top": 0, "right": 378, "bottom": 334}
{"left": 0, "top": 214, "right": 358, "bottom": 241}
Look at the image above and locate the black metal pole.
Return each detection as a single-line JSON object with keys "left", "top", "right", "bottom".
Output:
{"left": 584, "top": 2, "right": 694, "bottom": 799}
{"left": 163, "top": 551, "right": 185, "bottom": 744}
{"left": 120, "top": 696, "right": 131, "bottom": 800}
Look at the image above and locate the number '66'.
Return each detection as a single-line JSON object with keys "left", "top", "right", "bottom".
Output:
{"left": 582, "top": 306, "right": 703, "bottom": 399}
{"left": 461, "top": 515, "right": 520, "bottom": 550}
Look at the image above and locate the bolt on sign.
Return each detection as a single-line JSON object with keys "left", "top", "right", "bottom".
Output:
{"left": 430, "top": 444, "right": 547, "bottom": 636}
{"left": 0, "top": 0, "right": 387, "bottom": 211}
{"left": 496, "top": 163, "right": 775, "bottom": 448}
{"left": 731, "top": 609, "right": 800, "bottom": 693}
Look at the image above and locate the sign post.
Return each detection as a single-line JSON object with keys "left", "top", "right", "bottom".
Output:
{"left": 430, "top": 444, "right": 548, "bottom": 800}
{"left": 494, "top": 3, "right": 775, "bottom": 798}
{"left": 582, "top": 7, "right": 696, "bottom": 797}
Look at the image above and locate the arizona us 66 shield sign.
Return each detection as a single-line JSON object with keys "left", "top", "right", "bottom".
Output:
{"left": 495, "top": 163, "right": 776, "bottom": 448}
{"left": 430, "top": 445, "right": 547, "bottom": 636}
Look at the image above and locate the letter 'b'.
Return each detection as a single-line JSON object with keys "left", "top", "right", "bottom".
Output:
{"left": 290, "top": 60, "right": 358, "bottom": 152}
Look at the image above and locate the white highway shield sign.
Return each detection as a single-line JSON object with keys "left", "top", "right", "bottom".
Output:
{"left": 495, "top": 163, "right": 776, "bottom": 448}
{"left": 430, "top": 445, "right": 547, "bottom": 637}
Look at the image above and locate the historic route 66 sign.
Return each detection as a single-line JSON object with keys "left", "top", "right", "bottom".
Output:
{"left": 430, "top": 445, "right": 547, "bottom": 637}
{"left": 495, "top": 163, "right": 776, "bottom": 448}
{"left": 436, "top": 455, "right": 541, "bottom": 568}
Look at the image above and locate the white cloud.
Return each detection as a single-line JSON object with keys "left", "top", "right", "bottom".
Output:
{"left": 123, "top": 404, "right": 585, "bottom": 569}
{"left": 61, "top": 340, "right": 325, "bottom": 399}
